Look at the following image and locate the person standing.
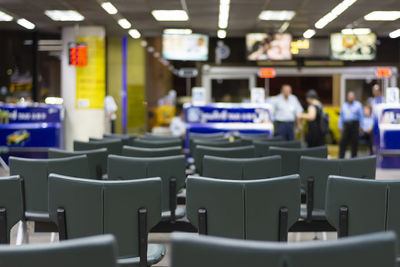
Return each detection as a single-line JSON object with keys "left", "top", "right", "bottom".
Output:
{"left": 104, "top": 95, "right": 118, "bottom": 134}
{"left": 361, "top": 105, "right": 374, "bottom": 155}
{"left": 297, "top": 90, "right": 325, "bottom": 147}
{"left": 368, "top": 84, "right": 384, "bottom": 108}
{"left": 270, "top": 84, "right": 303, "bottom": 140}
{"left": 338, "top": 91, "right": 363, "bottom": 158}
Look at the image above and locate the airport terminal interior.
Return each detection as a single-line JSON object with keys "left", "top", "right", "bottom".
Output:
{"left": 1, "top": 0, "right": 400, "bottom": 266}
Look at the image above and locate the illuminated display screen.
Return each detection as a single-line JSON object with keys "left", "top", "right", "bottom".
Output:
{"left": 69, "top": 42, "right": 88, "bottom": 66}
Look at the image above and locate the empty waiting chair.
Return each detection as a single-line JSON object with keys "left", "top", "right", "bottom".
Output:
{"left": 194, "top": 145, "right": 255, "bottom": 175}
{"left": 202, "top": 155, "right": 282, "bottom": 180}
{"left": 254, "top": 140, "right": 301, "bottom": 157}
{"left": 0, "top": 175, "right": 24, "bottom": 244}
{"left": 299, "top": 156, "right": 376, "bottom": 222}
{"left": 132, "top": 139, "right": 182, "bottom": 148}
{"left": 9, "top": 156, "right": 89, "bottom": 222}
{"left": 186, "top": 175, "right": 300, "bottom": 241}
{"left": 269, "top": 146, "right": 328, "bottom": 176}
{"left": 191, "top": 139, "right": 244, "bottom": 156}
{"left": 48, "top": 148, "right": 108, "bottom": 179}
{"left": 171, "top": 231, "right": 397, "bottom": 267}
{"left": 189, "top": 132, "right": 226, "bottom": 140}
{"left": 142, "top": 134, "right": 181, "bottom": 141}
{"left": 104, "top": 133, "right": 136, "bottom": 146}
{"left": 122, "top": 145, "right": 181, "bottom": 158}
{"left": 48, "top": 174, "right": 165, "bottom": 267}
{"left": 107, "top": 155, "right": 186, "bottom": 222}
{"left": 0, "top": 235, "right": 119, "bottom": 267}
{"left": 74, "top": 139, "right": 123, "bottom": 155}
{"left": 325, "top": 176, "right": 400, "bottom": 256}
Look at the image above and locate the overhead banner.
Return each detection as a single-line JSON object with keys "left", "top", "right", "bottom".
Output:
{"left": 75, "top": 36, "right": 105, "bottom": 109}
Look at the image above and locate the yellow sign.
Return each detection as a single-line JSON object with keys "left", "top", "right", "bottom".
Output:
{"left": 76, "top": 36, "right": 105, "bottom": 109}
{"left": 291, "top": 39, "right": 310, "bottom": 55}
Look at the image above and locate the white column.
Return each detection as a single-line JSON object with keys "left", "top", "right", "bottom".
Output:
{"left": 61, "top": 26, "right": 105, "bottom": 150}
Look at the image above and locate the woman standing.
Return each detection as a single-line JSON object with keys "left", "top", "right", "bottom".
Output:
{"left": 297, "top": 90, "right": 325, "bottom": 147}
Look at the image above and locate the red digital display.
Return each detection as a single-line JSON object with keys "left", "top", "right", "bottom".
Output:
{"left": 259, "top": 68, "right": 276, "bottom": 78}
{"left": 376, "top": 68, "right": 391, "bottom": 78}
{"left": 69, "top": 43, "right": 88, "bottom": 67}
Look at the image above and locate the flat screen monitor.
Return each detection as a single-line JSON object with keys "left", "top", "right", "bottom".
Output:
{"left": 330, "top": 33, "right": 377, "bottom": 61}
{"left": 162, "top": 34, "right": 209, "bottom": 61}
{"left": 246, "top": 33, "right": 292, "bottom": 61}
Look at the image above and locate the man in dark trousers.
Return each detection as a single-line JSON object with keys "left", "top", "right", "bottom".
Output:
{"left": 338, "top": 91, "right": 364, "bottom": 158}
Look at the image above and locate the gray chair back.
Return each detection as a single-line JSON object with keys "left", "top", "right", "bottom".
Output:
{"left": 0, "top": 235, "right": 119, "bottom": 267}
{"left": 194, "top": 145, "right": 255, "bottom": 175}
{"left": 186, "top": 175, "right": 300, "bottom": 241}
{"left": 189, "top": 132, "right": 225, "bottom": 139}
{"left": 299, "top": 156, "right": 376, "bottom": 221}
{"left": 326, "top": 176, "right": 400, "bottom": 254}
{"left": 132, "top": 139, "right": 182, "bottom": 148}
{"left": 142, "top": 134, "right": 181, "bottom": 141}
{"left": 122, "top": 145, "right": 181, "bottom": 157}
{"left": 189, "top": 138, "right": 230, "bottom": 155}
{"left": 203, "top": 155, "right": 281, "bottom": 180}
{"left": 0, "top": 175, "right": 24, "bottom": 243}
{"left": 107, "top": 155, "right": 185, "bottom": 218}
{"left": 254, "top": 140, "right": 301, "bottom": 157}
{"left": 48, "top": 148, "right": 107, "bottom": 179}
{"left": 48, "top": 174, "right": 162, "bottom": 260}
{"left": 171, "top": 232, "right": 397, "bottom": 267}
{"left": 9, "top": 155, "right": 89, "bottom": 221}
{"left": 74, "top": 139, "right": 123, "bottom": 155}
{"left": 269, "top": 146, "right": 328, "bottom": 175}
{"left": 104, "top": 133, "right": 136, "bottom": 146}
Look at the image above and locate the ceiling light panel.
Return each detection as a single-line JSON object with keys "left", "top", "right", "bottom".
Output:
{"left": 218, "top": 0, "right": 230, "bottom": 29}
{"left": 17, "top": 18, "right": 35, "bottom": 29}
{"left": 315, "top": 0, "right": 357, "bottom": 29}
{"left": 151, "top": 10, "right": 188, "bottom": 21}
{"left": 129, "top": 29, "right": 141, "bottom": 39}
{"left": 101, "top": 2, "right": 118, "bottom": 15}
{"left": 389, "top": 29, "right": 400, "bottom": 38}
{"left": 163, "top": 28, "right": 192, "bottom": 35}
{"left": 44, "top": 10, "right": 84, "bottom": 21}
{"left": 303, "top": 29, "right": 316, "bottom": 39}
{"left": 0, "top": 10, "right": 13, "bottom": 21}
{"left": 258, "top": 10, "right": 296, "bottom": 21}
{"left": 118, "top": 18, "right": 131, "bottom": 29}
{"left": 217, "top": 29, "right": 226, "bottom": 39}
{"left": 364, "top": 11, "right": 400, "bottom": 21}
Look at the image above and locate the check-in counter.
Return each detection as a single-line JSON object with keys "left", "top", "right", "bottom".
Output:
{"left": 0, "top": 103, "right": 64, "bottom": 162}
{"left": 374, "top": 104, "right": 400, "bottom": 168}
{"left": 184, "top": 103, "right": 274, "bottom": 147}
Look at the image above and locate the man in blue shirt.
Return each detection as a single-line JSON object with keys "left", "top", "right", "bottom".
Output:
{"left": 360, "top": 105, "right": 374, "bottom": 155}
{"left": 367, "top": 84, "right": 384, "bottom": 108}
{"left": 338, "top": 91, "right": 364, "bottom": 158}
{"left": 270, "top": 84, "right": 303, "bottom": 140}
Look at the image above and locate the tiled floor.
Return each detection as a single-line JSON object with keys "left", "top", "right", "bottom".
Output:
{"left": 2, "top": 167, "right": 400, "bottom": 267}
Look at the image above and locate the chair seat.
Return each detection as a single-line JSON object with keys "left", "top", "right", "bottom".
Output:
{"left": 300, "top": 208, "right": 326, "bottom": 221}
{"left": 25, "top": 211, "right": 51, "bottom": 222}
{"left": 161, "top": 206, "right": 186, "bottom": 220}
{"left": 117, "top": 243, "right": 166, "bottom": 266}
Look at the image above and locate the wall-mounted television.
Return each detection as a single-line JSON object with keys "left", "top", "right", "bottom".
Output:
{"left": 246, "top": 33, "right": 292, "bottom": 61}
{"left": 162, "top": 33, "right": 209, "bottom": 61}
{"left": 330, "top": 33, "right": 377, "bottom": 61}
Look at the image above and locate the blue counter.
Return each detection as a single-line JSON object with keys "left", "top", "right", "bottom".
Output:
{"left": 0, "top": 103, "right": 64, "bottom": 161}
{"left": 184, "top": 103, "right": 274, "bottom": 147}
{"left": 374, "top": 104, "right": 400, "bottom": 168}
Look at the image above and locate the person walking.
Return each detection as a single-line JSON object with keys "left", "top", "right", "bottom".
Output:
{"left": 338, "top": 91, "right": 363, "bottom": 158}
{"left": 297, "top": 90, "right": 325, "bottom": 147}
{"left": 270, "top": 84, "right": 303, "bottom": 141}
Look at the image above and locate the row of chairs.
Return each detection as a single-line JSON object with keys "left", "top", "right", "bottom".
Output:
{"left": 0, "top": 231, "right": 396, "bottom": 267}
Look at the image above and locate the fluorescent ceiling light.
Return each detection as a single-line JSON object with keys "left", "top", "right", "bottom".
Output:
{"left": 128, "top": 29, "right": 141, "bottom": 39}
{"left": 218, "top": 0, "right": 230, "bottom": 29}
{"left": 163, "top": 28, "right": 192, "bottom": 35}
{"left": 0, "top": 10, "right": 13, "bottom": 21}
{"left": 315, "top": 0, "right": 357, "bottom": 29}
{"left": 217, "top": 29, "right": 226, "bottom": 39}
{"left": 364, "top": 11, "right": 400, "bottom": 21}
{"left": 278, "top": 22, "right": 290, "bottom": 33}
{"left": 341, "top": 28, "right": 371, "bottom": 35}
{"left": 389, "top": 29, "right": 400, "bottom": 38}
{"left": 44, "top": 10, "right": 84, "bottom": 21}
{"left": 17, "top": 18, "right": 35, "bottom": 30}
{"left": 151, "top": 10, "right": 188, "bottom": 21}
{"left": 101, "top": 2, "right": 118, "bottom": 15}
{"left": 118, "top": 18, "right": 131, "bottom": 29}
{"left": 258, "top": 10, "right": 295, "bottom": 21}
{"left": 303, "top": 29, "right": 316, "bottom": 39}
